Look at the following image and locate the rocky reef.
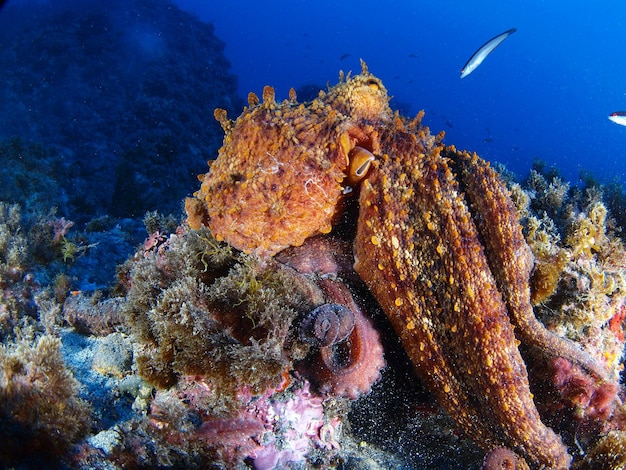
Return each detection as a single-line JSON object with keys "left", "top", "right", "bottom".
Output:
{"left": 0, "top": 203, "right": 92, "bottom": 466}
{"left": 1, "top": 62, "right": 626, "bottom": 469}
{"left": 0, "top": 0, "right": 242, "bottom": 219}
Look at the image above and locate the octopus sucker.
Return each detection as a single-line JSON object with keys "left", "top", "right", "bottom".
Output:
{"left": 354, "top": 126, "right": 571, "bottom": 468}
{"left": 278, "top": 236, "right": 385, "bottom": 399}
{"left": 299, "top": 303, "right": 355, "bottom": 347}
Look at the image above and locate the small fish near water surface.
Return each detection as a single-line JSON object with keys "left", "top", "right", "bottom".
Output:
{"left": 608, "top": 111, "right": 626, "bottom": 126}
{"left": 460, "top": 28, "right": 517, "bottom": 78}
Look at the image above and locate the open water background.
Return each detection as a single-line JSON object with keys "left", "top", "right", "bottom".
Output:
{"left": 178, "top": 0, "right": 626, "bottom": 186}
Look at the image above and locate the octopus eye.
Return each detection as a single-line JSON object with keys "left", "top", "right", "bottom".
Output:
{"left": 366, "top": 78, "right": 380, "bottom": 90}
{"left": 348, "top": 146, "right": 376, "bottom": 185}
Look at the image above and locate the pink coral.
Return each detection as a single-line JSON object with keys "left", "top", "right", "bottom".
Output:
{"left": 149, "top": 378, "right": 330, "bottom": 469}
{"left": 49, "top": 216, "right": 74, "bottom": 243}
{"left": 549, "top": 357, "right": 621, "bottom": 428}
{"left": 249, "top": 382, "right": 326, "bottom": 470}
{"left": 195, "top": 380, "right": 327, "bottom": 468}
{"left": 527, "top": 355, "right": 626, "bottom": 456}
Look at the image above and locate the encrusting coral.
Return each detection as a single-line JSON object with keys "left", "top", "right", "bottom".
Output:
{"left": 573, "top": 430, "right": 626, "bottom": 469}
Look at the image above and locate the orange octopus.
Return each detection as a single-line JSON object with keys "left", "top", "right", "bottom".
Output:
{"left": 186, "top": 65, "right": 388, "bottom": 256}
{"left": 186, "top": 61, "right": 612, "bottom": 468}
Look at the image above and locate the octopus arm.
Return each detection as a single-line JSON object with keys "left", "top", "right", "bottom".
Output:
{"left": 354, "top": 134, "right": 571, "bottom": 468}
{"left": 447, "top": 148, "right": 608, "bottom": 382}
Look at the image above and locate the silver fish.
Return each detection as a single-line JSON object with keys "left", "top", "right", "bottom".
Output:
{"left": 609, "top": 111, "right": 626, "bottom": 126}
{"left": 460, "top": 28, "right": 517, "bottom": 78}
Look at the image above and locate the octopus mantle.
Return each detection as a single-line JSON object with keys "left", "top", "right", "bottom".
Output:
{"left": 186, "top": 61, "right": 611, "bottom": 468}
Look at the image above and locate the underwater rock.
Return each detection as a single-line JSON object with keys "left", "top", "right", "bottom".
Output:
{"left": 92, "top": 332, "right": 133, "bottom": 378}
{"left": 0, "top": 0, "right": 243, "bottom": 218}
{"left": 63, "top": 293, "right": 125, "bottom": 336}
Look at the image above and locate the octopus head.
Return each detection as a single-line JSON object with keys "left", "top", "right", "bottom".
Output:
{"left": 328, "top": 61, "right": 393, "bottom": 186}
{"left": 324, "top": 59, "right": 392, "bottom": 124}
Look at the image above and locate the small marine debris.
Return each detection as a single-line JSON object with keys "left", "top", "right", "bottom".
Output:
{"left": 460, "top": 28, "right": 517, "bottom": 78}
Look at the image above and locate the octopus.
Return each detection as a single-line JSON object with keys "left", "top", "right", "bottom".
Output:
{"left": 186, "top": 65, "right": 388, "bottom": 256}
{"left": 186, "top": 61, "right": 612, "bottom": 468}
{"left": 277, "top": 235, "right": 386, "bottom": 400}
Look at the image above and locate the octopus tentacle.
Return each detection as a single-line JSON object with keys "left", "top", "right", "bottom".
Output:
{"left": 447, "top": 148, "right": 609, "bottom": 382}
{"left": 299, "top": 303, "right": 355, "bottom": 347}
{"left": 354, "top": 125, "right": 571, "bottom": 469}
{"left": 310, "top": 278, "right": 385, "bottom": 399}
{"left": 279, "top": 237, "right": 385, "bottom": 399}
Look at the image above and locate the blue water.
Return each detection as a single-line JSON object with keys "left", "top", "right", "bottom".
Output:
{"left": 3, "top": 0, "right": 626, "bottom": 211}
{"left": 177, "top": 0, "right": 626, "bottom": 186}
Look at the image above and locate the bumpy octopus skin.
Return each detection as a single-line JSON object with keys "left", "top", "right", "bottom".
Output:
{"left": 187, "top": 62, "right": 389, "bottom": 257}
{"left": 446, "top": 146, "right": 608, "bottom": 383}
{"left": 353, "top": 117, "right": 575, "bottom": 468}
